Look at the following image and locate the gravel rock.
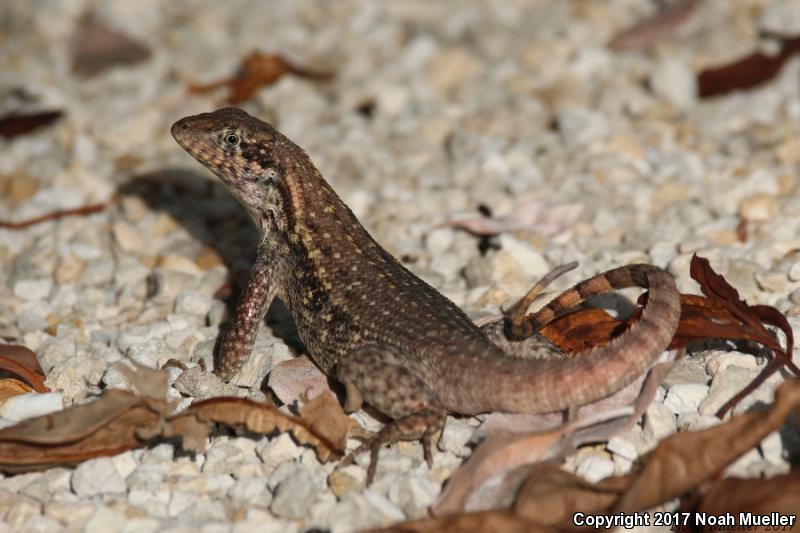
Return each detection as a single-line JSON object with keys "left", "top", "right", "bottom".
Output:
{"left": 270, "top": 464, "right": 322, "bottom": 520}
{"left": 173, "top": 366, "right": 242, "bottom": 399}
{"left": 575, "top": 454, "right": 615, "bottom": 484}
{"left": 202, "top": 442, "right": 245, "bottom": 475}
{"left": 328, "top": 466, "right": 366, "bottom": 498}
{"left": 437, "top": 418, "right": 474, "bottom": 457}
{"left": 643, "top": 402, "right": 677, "bottom": 443}
{"left": 127, "top": 464, "right": 166, "bottom": 491}
{"left": 228, "top": 476, "right": 271, "bottom": 507}
{"left": 71, "top": 458, "right": 127, "bottom": 497}
{"left": 663, "top": 383, "right": 709, "bottom": 415}
{"left": 12, "top": 278, "right": 53, "bottom": 300}
{"left": 557, "top": 108, "right": 609, "bottom": 145}
{"left": 385, "top": 475, "right": 440, "bottom": 517}
{"left": 323, "top": 490, "right": 406, "bottom": 533}
{"left": 257, "top": 433, "right": 303, "bottom": 475}
{"left": 174, "top": 290, "right": 214, "bottom": 316}
{"left": 650, "top": 57, "right": 697, "bottom": 110}
{"left": 701, "top": 365, "right": 783, "bottom": 417}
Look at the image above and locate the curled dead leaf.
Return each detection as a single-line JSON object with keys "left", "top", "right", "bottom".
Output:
{"left": 608, "top": 0, "right": 700, "bottom": 51}
{"left": 0, "top": 365, "right": 344, "bottom": 473}
{"left": 0, "top": 111, "right": 63, "bottom": 140}
{"left": 698, "top": 35, "right": 800, "bottom": 98}
{"left": 440, "top": 201, "right": 583, "bottom": 238}
{"left": 71, "top": 11, "right": 151, "bottom": 77}
{"left": 615, "top": 379, "right": 800, "bottom": 513}
{"left": 189, "top": 51, "right": 333, "bottom": 104}
{"left": 298, "top": 390, "right": 353, "bottom": 453}
{"left": 0, "top": 343, "right": 48, "bottom": 392}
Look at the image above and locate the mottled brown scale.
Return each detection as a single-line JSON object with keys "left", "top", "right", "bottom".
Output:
{"left": 172, "top": 108, "right": 681, "bottom": 484}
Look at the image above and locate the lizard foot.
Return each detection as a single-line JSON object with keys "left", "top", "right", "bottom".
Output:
{"left": 338, "top": 407, "right": 446, "bottom": 485}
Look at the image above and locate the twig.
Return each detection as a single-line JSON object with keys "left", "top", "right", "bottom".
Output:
{"left": 0, "top": 203, "right": 106, "bottom": 229}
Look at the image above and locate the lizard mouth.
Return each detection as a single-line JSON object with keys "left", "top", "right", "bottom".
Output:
{"left": 171, "top": 115, "right": 216, "bottom": 169}
{"left": 171, "top": 117, "right": 195, "bottom": 151}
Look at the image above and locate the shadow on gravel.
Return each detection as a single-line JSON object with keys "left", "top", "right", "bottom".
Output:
{"left": 117, "top": 167, "right": 258, "bottom": 268}
{"left": 117, "top": 168, "right": 305, "bottom": 357}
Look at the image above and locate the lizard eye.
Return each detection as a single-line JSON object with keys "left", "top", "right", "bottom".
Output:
{"left": 223, "top": 133, "right": 241, "bottom": 148}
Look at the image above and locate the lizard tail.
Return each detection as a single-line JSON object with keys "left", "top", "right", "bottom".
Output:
{"left": 442, "top": 264, "right": 681, "bottom": 414}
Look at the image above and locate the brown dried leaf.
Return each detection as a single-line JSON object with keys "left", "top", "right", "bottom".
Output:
{"left": 514, "top": 380, "right": 800, "bottom": 526}
{"left": 189, "top": 51, "right": 334, "bottom": 104}
{"left": 179, "top": 396, "right": 343, "bottom": 461}
{"left": 441, "top": 201, "right": 583, "bottom": 237}
{"left": 698, "top": 35, "right": 800, "bottom": 98}
{"left": 0, "top": 111, "right": 62, "bottom": 140}
{"left": 0, "top": 378, "right": 35, "bottom": 402}
{"left": 697, "top": 469, "right": 800, "bottom": 517}
{"left": 682, "top": 255, "right": 797, "bottom": 415}
{"left": 513, "top": 464, "right": 630, "bottom": 525}
{"left": 431, "top": 427, "right": 572, "bottom": 516}
{"left": 539, "top": 308, "right": 626, "bottom": 353}
{"left": 116, "top": 362, "right": 170, "bottom": 401}
{"left": 72, "top": 12, "right": 151, "bottom": 77}
{"left": 367, "top": 509, "right": 555, "bottom": 533}
{"left": 0, "top": 389, "right": 159, "bottom": 472}
{"left": 0, "top": 363, "right": 343, "bottom": 473}
{"left": 0, "top": 343, "right": 48, "bottom": 392}
{"left": 298, "top": 391, "right": 352, "bottom": 453}
{"left": 608, "top": 0, "right": 700, "bottom": 51}
{"left": 614, "top": 379, "right": 800, "bottom": 512}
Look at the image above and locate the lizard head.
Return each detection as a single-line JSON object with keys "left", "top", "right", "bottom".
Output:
{"left": 172, "top": 107, "right": 300, "bottom": 232}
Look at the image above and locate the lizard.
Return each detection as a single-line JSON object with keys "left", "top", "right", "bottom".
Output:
{"left": 171, "top": 107, "right": 682, "bottom": 484}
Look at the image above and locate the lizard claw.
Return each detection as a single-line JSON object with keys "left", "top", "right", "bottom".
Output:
{"left": 338, "top": 439, "right": 381, "bottom": 485}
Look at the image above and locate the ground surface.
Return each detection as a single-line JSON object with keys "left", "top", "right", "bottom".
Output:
{"left": 1, "top": 0, "right": 799, "bottom": 531}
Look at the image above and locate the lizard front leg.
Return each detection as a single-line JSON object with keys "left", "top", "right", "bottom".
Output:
{"left": 336, "top": 345, "right": 447, "bottom": 485}
{"left": 216, "top": 250, "right": 275, "bottom": 381}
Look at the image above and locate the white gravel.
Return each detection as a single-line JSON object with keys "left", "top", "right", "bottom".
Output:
{"left": 1, "top": 0, "right": 798, "bottom": 530}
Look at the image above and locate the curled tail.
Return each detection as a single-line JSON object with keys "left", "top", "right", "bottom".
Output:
{"left": 442, "top": 264, "right": 681, "bottom": 414}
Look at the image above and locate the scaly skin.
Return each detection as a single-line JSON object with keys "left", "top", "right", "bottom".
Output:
{"left": 171, "top": 107, "right": 681, "bottom": 483}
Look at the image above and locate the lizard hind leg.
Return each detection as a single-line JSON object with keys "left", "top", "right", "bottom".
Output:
{"left": 336, "top": 345, "right": 447, "bottom": 485}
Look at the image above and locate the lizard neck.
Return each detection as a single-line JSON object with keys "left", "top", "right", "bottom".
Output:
{"left": 282, "top": 164, "right": 389, "bottom": 269}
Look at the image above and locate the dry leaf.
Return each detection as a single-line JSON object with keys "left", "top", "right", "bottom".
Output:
{"left": 440, "top": 201, "right": 583, "bottom": 237}
{"left": 367, "top": 509, "right": 555, "bottom": 533}
{"left": 0, "top": 389, "right": 155, "bottom": 472}
{"left": 513, "top": 464, "right": 630, "bottom": 524}
{"left": 539, "top": 308, "right": 626, "bottom": 352}
{"left": 697, "top": 469, "right": 800, "bottom": 517}
{"left": 0, "top": 343, "right": 48, "bottom": 392}
{"left": 0, "top": 111, "right": 62, "bottom": 140}
{"left": 0, "top": 365, "right": 344, "bottom": 473}
{"left": 615, "top": 379, "right": 800, "bottom": 512}
{"left": 608, "top": 0, "right": 700, "bottom": 51}
{"left": 678, "top": 255, "right": 798, "bottom": 416}
{"left": 72, "top": 12, "right": 151, "bottom": 77}
{"left": 0, "top": 378, "right": 35, "bottom": 402}
{"left": 432, "top": 425, "right": 575, "bottom": 516}
{"left": 698, "top": 35, "right": 800, "bottom": 98}
{"left": 298, "top": 391, "right": 352, "bottom": 453}
{"left": 189, "top": 51, "right": 333, "bottom": 104}
{"left": 414, "top": 380, "right": 800, "bottom": 531}
{"left": 177, "top": 396, "right": 343, "bottom": 461}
